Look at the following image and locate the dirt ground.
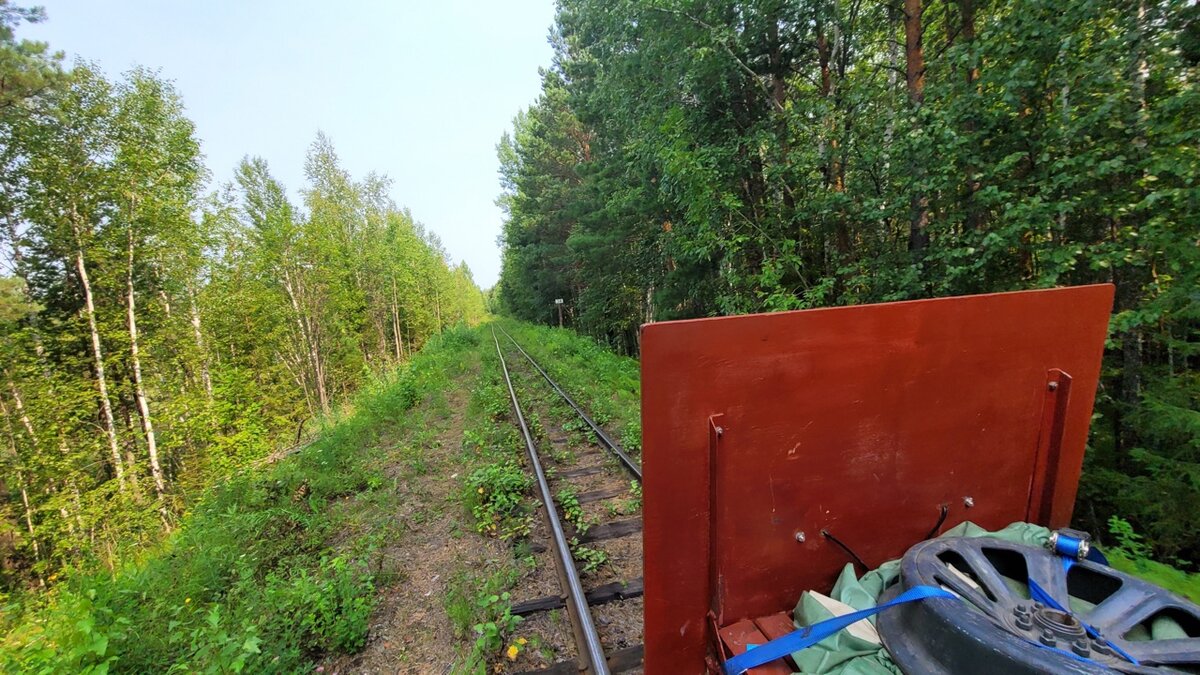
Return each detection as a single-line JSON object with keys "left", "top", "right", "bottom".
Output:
{"left": 322, "top": 361, "right": 508, "bottom": 674}
{"left": 321, "top": 344, "right": 644, "bottom": 675}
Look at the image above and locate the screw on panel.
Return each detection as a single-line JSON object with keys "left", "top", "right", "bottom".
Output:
{"left": 795, "top": 531, "right": 806, "bottom": 543}
{"left": 1048, "top": 381, "right": 1059, "bottom": 391}
{"left": 715, "top": 426, "right": 724, "bottom": 437}
{"left": 963, "top": 496, "right": 975, "bottom": 508}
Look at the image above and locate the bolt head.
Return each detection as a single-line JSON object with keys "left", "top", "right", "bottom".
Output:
{"left": 963, "top": 496, "right": 975, "bottom": 508}
{"left": 795, "top": 531, "right": 806, "bottom": 543}
{"left": 1048, "top": 381, "right": 1059, "bottom": 391}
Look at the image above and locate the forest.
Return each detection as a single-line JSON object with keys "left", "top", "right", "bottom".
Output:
{"left": 495, "top": 0, "right": 1199, "bottom": 568}
{"left": 0, "top": 3, "right": 485, "bottom": 593}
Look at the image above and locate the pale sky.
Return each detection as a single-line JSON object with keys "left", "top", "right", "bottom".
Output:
{"left": 23, "top": 0, "right": 558, "bottom": 288}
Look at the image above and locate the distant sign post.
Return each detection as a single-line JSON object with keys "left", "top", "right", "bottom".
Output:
{"left": 554, "top": 298, "right": 564, "bottom": 327}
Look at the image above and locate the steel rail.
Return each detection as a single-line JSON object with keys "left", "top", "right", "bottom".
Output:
{"left": 496, "top": 324, "right": 642, "bottom": 482}
{"left": 491, "top": 329, "right": 611, "bottom": 675}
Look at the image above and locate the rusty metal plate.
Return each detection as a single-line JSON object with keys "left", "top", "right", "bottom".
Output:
{"left": 640, "top": 285, "right": 1114, "bottom": 673}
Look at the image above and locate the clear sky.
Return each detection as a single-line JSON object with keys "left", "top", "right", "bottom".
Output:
{"left": 22, "top": 0, "right": 558, "bottom": 288}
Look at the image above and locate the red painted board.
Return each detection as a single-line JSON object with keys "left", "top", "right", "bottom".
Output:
{"left": 754, "top": 612, "right": 799, "bottom": 641}
{"left": 641, "top": 285, "right": 1114, "bottom": 674}
{"left": 718, "top": 619, "right": 793, "bottom": 674}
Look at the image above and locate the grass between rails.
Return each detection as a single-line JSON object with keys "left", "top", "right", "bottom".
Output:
{"left": 448, "top": 323, "right": 644, "bottom": 672}
{"left": 495, "top": 321, "right": 641, "bottom": 455}
{"left": 0, "top": 325, "right": 483, "bottom": 673}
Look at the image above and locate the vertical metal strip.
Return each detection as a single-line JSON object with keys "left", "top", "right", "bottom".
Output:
{"left": 1027, "top": 369, "right": 1073, "bottom": 526}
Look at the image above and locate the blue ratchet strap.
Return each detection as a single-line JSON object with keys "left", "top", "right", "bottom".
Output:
{"left": 722, "top": 585, "right": 955, "bottom": 675}
{"left": 1029, "top": 533, "right": 1138, "bottom": 665}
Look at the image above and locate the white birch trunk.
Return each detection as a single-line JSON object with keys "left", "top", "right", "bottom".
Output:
{"left": 125, "top": 227, "right": 169, "bottom": 526}
{"left": 74, "top": 240, "right": 126, "bottom": 492}
{"left": 187, "top": 285, "right": 213, "bottom": 401}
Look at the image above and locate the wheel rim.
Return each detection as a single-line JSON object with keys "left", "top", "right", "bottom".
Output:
{"left": 877, "top": 537, "right": 1200, "bottom": 674}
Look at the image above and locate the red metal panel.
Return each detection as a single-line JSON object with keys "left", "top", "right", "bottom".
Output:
{"left": 641, "top": 285, "right": 1113, "bottom": 674}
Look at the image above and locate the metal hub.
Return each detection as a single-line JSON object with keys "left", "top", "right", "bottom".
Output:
{"left": 877, "top": 537, "right": 1200, "bottom": 674}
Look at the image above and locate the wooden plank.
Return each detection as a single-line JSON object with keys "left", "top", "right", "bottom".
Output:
{"left": 577, "top": 486, "right": 626, "bottom": 504}
{"left": 515, "top": 659, "right": 578, "bottom": 675}
{"left": 754, "top": 612, "right": 801, "bottom": 671}
{"left": 520, "top": 645, "right": 643, "bottom": 675}
{"left": 589, "top": 577, "right": 644, "bottom": 602}
{"left": 577, "top": 518, "right": 641, "bottom": 544}
{"left": 510, "top": 594, "right": 564, "bottom": 616}
{"left": 718, "top": 619, "right": 792, "bottom": 674}
{"left": 608, "top": 644, "right": 644, "bottom": 672}
{"left": 753, "top": 612, "right": 797, "bottom": 641}
{"left": 511, "top": 578, "right": 644, "bottom": 616}
{"left": 558, "top": 464, "right": 605, "bottom": 478}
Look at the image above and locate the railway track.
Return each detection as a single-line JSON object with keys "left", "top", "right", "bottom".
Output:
{"left": 491, "top": 327, "right": 644, "bottom": 674}
{"left": 496, "top": 325, "right": 642, "bottom": 482}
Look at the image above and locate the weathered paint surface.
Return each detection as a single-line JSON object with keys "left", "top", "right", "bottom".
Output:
{"left": 641, "top": 285, "right": 1114, "bottom": 673}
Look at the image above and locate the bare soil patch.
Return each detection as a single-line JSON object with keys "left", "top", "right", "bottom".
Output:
{"left": 323, "top": 358, "right": 509, "bottom": 674}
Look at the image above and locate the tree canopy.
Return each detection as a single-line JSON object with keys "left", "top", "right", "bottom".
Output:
{"left": 497, "top": 0, "right": 1200, "bottom": 566}
{"left": 0, "top": 5, "right": 485, "bottom": 590}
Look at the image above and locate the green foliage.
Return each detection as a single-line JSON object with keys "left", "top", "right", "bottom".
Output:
{"left": 445, "top": 567, "right": 522, "bottom": 670}
{"left": 496, "top": 322, "right": 640, "bottom": 447}
{"left": 466, "top": 462, "right": 533, "bottom": 539}
{"left": 0, "top": 327, "right": 479, "bottom": 670}
{"left": 626, "top": 480, "right": 642, "bottom": 512}
{"left": 472, "top": 592, "right": 522, "bottom": 653}
{"left": 556, "top": 486, "right": 588, "bottom": 536}
{"left": 1108, "top": 516, "right": 1153, "bottom": 561}
{"left": 496, "top": 0, "right": 1200, "bottom": 571}
{"left": 569, "top": 539, "right": 608, "bottom": 575}
{"left": 0, "top": 6, "right": 488, "bottom": 595}
{"left": 1107, "top": 517, "right": 1200, "bottom": 604}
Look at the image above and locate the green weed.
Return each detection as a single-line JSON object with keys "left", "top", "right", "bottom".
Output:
{"left": 556, "top": 487, "right": 589, "bottom": 536}
{"left": 466, "top": 463, "right": 534, "bottom": 539}
{"left": 569, "top": 539, "right": 608, "bottom": 575}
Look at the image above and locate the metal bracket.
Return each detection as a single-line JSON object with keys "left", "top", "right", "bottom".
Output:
{"left": 707, "top": 414, "right": 725, "bottom": 627}
{"left": 1027, "top": 369, "right": 1073, "bottom": 526}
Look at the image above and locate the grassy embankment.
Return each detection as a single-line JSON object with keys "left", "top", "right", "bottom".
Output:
{"left": 1, "top": 326, "right": 482, "bottom": 673}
